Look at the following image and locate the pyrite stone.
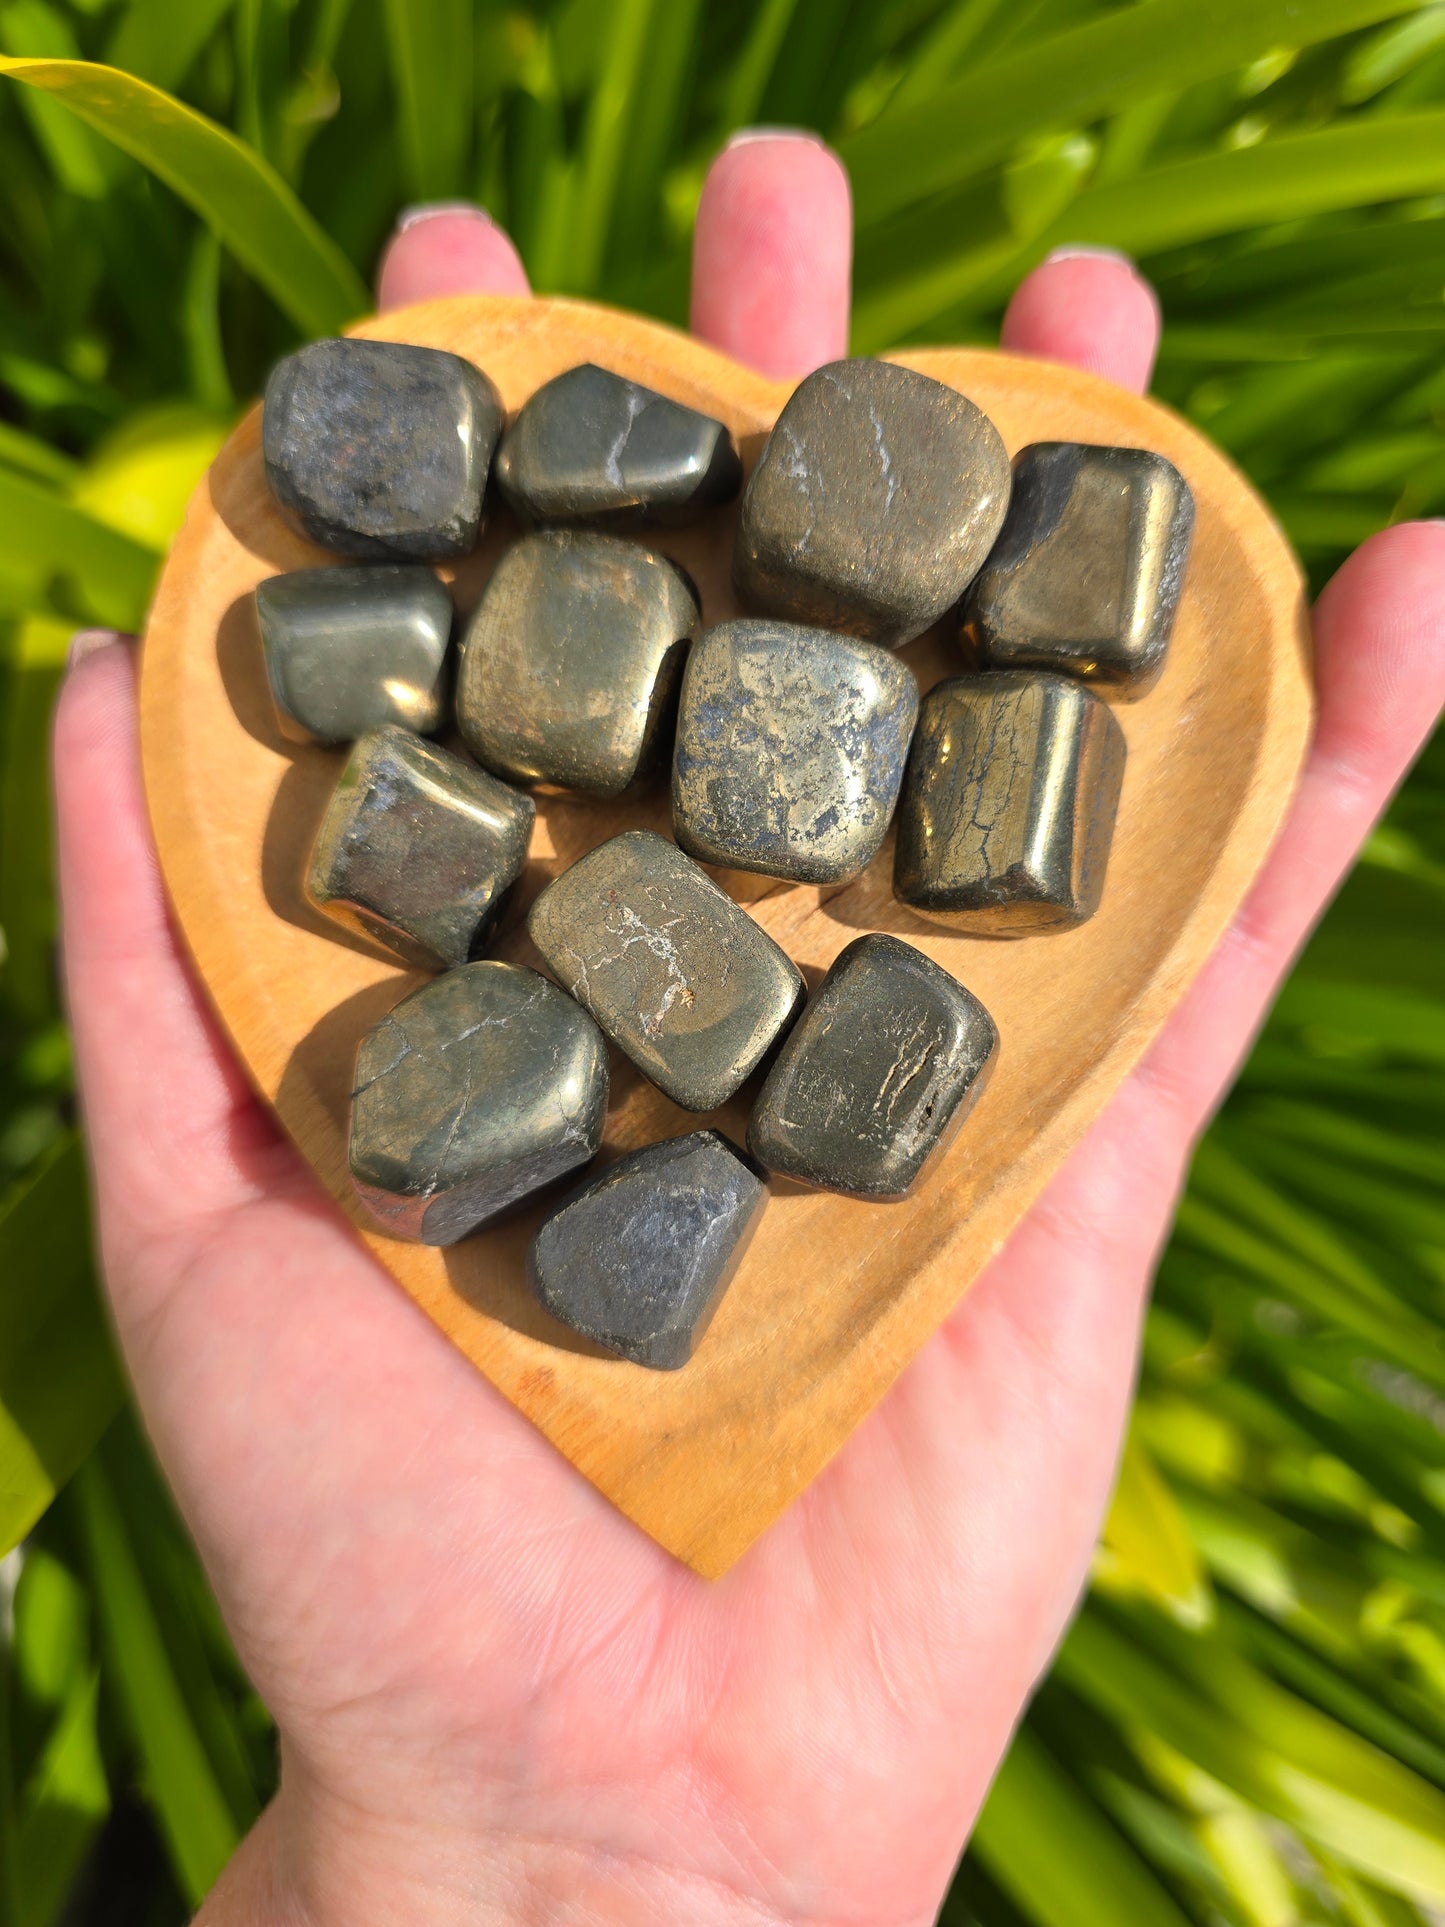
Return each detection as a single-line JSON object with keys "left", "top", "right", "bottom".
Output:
{"left": 734, "top": 358, "right": 1012, "bottom": 648}
{"left": 527, "top": 1131, "right": 766, "bottom": 1369}
{"left": 528, "top": 830, "right": 804, "bottom": 1112}
{"left": 308, "top": 725, "right": 534, "bottom": 968}
{"left": 350, "top": 961, "right": 608, "bottom": 1244}
{"left": 457, "top": 530, "right": 700, "bottom": 796}
{"left": 671, "top": 618, "right": 919, "bottom": 884}
{"left": 255, "top": 564, "right": 452, "bottom": 744}
{"left": 748, "top": 934, "right": 997, "bottom": 1200}
{"left": 964, "top": 443, "right": 1195, "bottom": 694}
{"left": 893, "top": 672, "right": 1126, "bottom": 933}
{"left": 263, "top": 338, "right": 501, "bottom": 560}
{"left": 495, "top": 363, "right": 742, "bottom": 526}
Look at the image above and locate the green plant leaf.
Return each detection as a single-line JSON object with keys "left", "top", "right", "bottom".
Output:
{"left": 972, "top": 1724, "right": 1195, "bottom": 1927}
{"left": 0, "top": 57, "right": 367, "bottom": 336}
{"left": 0, "top": 1138, "right": 123, "bottom": 1555}
{"left": 105, "top": 0, "right": 238, "bottom": 93}
{"left": 1097, "top": 1432, "right": 1214, "bottom": 1628}
{"left": 10, "top": 1670, "right": 108, "bottom": 1927}
{"left": 841, "top": 0, "right": 1431, "bottom": 227}
{"left": 382, "top": 0, "right": 472, "bottom": 202}
{"left": 0, "top": 468, "right": 157, "bottom": 629}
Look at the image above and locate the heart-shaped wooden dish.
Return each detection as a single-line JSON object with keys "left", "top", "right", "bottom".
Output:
{"left": 140, "top": 295, "right": 1313, "bottom": 1577}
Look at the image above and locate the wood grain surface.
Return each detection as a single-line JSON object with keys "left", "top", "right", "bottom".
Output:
{"left": 138, "top": 295, "right": 1314, "bottom": 1578}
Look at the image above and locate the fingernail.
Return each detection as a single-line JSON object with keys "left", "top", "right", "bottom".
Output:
{"left": 67, "top": 628, "right": 131, "bottom": 672}
{"left": 1042, "top": 244, "right": 1137, "bottom": 270}
{"left": 397, "top": 201, "right": 495, "bottom": 232}
{"left": 724, "top": 125, "right": 827, "bottom": 151}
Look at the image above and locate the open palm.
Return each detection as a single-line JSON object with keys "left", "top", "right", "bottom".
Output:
{"left": 55, "top": 136, "right": 1445, "bottom": 1927}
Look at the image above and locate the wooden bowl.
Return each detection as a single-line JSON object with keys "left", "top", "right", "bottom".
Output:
{"left": 139, "top": 295, "right": 1313, "bottom": 1577}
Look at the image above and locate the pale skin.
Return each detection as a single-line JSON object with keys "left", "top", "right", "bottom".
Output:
{"left": 53, "top": 132, "right": 1445, "bottom": 1926}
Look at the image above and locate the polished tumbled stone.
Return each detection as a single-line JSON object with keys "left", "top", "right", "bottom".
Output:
{"left": 527, "top": 1131, "right": 766, "bottom": 1368}
{"left": 350, "top": 962, "right": 608, "bottom": 1245}
{"left": 734, "top": 358, "right": 1012, "bottom": 648}
{"left": 529, "top": 830, "right": 804, "bottom": 1111}
{"left": 255, "top": 564, "right": 453, "bottom": 744}
{"left": 964, "top": 443, "right": 1196, "bottom": 694}
{"left": 671, "top": 618, "right": 919, "bottom": 884}
{"left": 749, "top": 935, "right": 997, "bottom": 1199}
{"left": 495, "top": 363, "right": 742, "bottom": 527}
{"left": 893, "top": 672, "right": 1126, "bottom": 933}
{"left": 308, "top": 725, "right": 534, "bottom": 968}
{"left": 457, "top": 530, "right": 700, "bottom": 797}
{"left": 263, "top": 338, "right": 501, "bottom": 560}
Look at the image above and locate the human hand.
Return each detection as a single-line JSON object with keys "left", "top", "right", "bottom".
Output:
{"left": 55, "top": 133, "right": 1445, "bottom": 1927}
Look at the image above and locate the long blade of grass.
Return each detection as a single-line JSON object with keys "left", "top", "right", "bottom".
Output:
{"left": 72, "top": 1447, "right": 241, "bottom": 1904}
{"left": 382, "top": 0, "right": 473, "bottom": 202}
{"left": 105, "top": 0, "right": 238, "bottom": 93}
{"left": 0, "top": 467, "right": 157, "bottom": 629}
{"left": 0, "top": 1139, "right": 122, "bottom": 1555}
{"left": 841, "top": 0, "right": 1429, "bottom": 228}
{"left": 565, "top": 0, "right": 655, "bottom": 292}
{"left": 0, "top": 58, "right": 366, "bottom": 335}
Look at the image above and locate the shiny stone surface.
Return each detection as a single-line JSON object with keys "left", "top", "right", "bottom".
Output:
{"left": 527, "top": 1131, "right": 766, "bottom": 1369}
{"left": 734, "top": 358, "right": 1012, "bottom": 648}
{"left": 350, "top": 962, "right": 608, "bottom": 1245}
{"left": 255, "top": 564, "right": 452, "bottom": 744}
{"left": 495, "top": 363, "right": 741, "bottom": 526}
{"left": 308, "top": 725, "right": 534, "bottom": 968}
{"left": 457, "top": 530, "right": 699, "bottom": 796}
{"left": 529, "top": 830, "right": 804, "bottom": 1111}
{"left": 263, "top": 338, "right": 501, "bottom": 560}
{"left": 964, "top": 442, "right": 1195, "bottom": 694}
{"left": 748, "top": 934, "right": 997, "bottom": 1200}
{"left": 894, "top": 672, "right": 1126, "bottom": 933}
{"left": 672, "top": 618, "right": 918, "bottom": 884}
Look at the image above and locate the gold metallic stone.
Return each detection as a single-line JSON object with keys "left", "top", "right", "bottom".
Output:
{"left": 350, "top": 962, "right": 608, "bottom": 1245}
{"left": 733, "top": 358, "right": 1012, "bottom": 648}
{"left": 308, "top": 724, "right": 534, "bottom": 968}
{"left": 262, "top": 338, "right": 501, "bottom": 560}
{"left": 528, "top": 830, "right": 804, "bottom": 1111}
{"left": 748, "top": 934, "right": 997, "bottom": 1199}
{"left": 456, "top": 530, "right": 700, "bottom": 796}
{"left": 964, "top": 442, "right": 1195, "bottom": 695}
{"left": 893, "top": 672, "right": 1126, "bottom": 933}
{"left": 671, "top": 617, "right": 919, "bottom": 884}
{"left": 255, "top": 564, "right": 452, "bottom": 745}
{"left": 494, "top": 363, "right": 742, "bottom": 526}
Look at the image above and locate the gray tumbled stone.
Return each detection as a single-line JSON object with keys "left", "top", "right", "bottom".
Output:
{"left": 527, "top": 1131, "right": 766, "bottom": 1368}
{"left": 495, "top": 363, "right": 742, "bottom": 527}
{"left": 672, "top": 618, "right": 919, "bottom": 884}
{"left": 528, "top": 830, "right": 804, "bottom": 1112}
{"left": 255, "top": 564, "right": 453, "bottom": 744}
{"left": 748, "top": 934, "right": 998, "bottom": 1200}
{"left": 308, "top": 725, "right": 534, "bottom": 968}
{"left": 350, "top": 962, "right": 608, "bottom": 1245}
{"left": 263, "top": 338, "right": 501, "bottom": 559}
{"left": 734, "top": 358, "right": 1012, "bottom": 648}
{"left": 964, "top": 443, "right": 1196, "bottom": 695}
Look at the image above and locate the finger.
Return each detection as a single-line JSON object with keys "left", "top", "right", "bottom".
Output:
{"left": 1000, "top": 246, "right": 1161, "bottom": 395}
{"left": 690, "top": 130, "right": 852, "bottom": 381}
{"left": 376, "top": 202, "right": 530, "bottom": 310}
{"left": 1131, "top": 517, "right": 1445, "bottom": 1137}
{"left": 54, "top": 639, "right": 303, "bottom": 1275}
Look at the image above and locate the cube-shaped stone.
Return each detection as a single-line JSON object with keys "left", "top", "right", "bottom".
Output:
{"left": 748, "top": 934, "right": 997, "bottom": 1199}
{"left": 527, "top": 1131, "right": 766, "bottom": 1369}
{"left": 893, "top": 672, "right": 1126, "bottom": 933}
{"left": 350, "top": 962, "right": 608, "bottom": 1244}
{"left": 734, "top": 358, "right": 1011, "bottom": 648}
{"left": 495, "top": 363, "right": 742, "bottom": 526}
{"left": 529, "top": 830, "right": 803, "bottom": 1111}
{"left": 457, "top": 530, "right": 700, "bottom": 796}
{"left": 964, "top": 443, "right": 1195, "bottom": 694}
{"left": 255, "top": 564, "right": 453, "bottom": 744}
{"left": 263, "top": 338, "right": 501, "bottom": 560}
{"left": 308, "top": 725, "right": 534, "bottom": 968}
{"left": 671, "top": 618, "right": 918, "bottom": 884}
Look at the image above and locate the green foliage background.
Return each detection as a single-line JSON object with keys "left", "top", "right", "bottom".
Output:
{"left": 2, "top": 2, "right": 1445, "bottom": 1921}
